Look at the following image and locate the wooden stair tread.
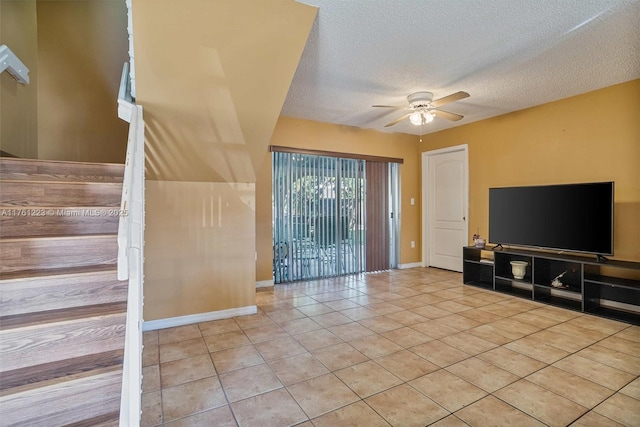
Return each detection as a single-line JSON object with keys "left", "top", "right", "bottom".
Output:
{"left": 0, "top": 233, "right": 117, "bottom": 242}
{"left": 1, "top": 268, "right": 125, "bottom": 318}
{"left": 0, "top": 264, "right": 117, "bottom": 281}
{"left": 0, "top": 363, "right": 121, "bottom": 397}
{"left": 0, "top": 173, "right": 123, "bottom": 183}
{"left": 0, "top": 311, "right": 126, "bottom": 373}
{"left": 0, "top": 205, "right": 123, "bottom": 209}
{"left": 1, "top": 224, "right": 119, "bottom": 239}
{"left": 0, "top": 181, "right": 122, "bottom": 207}
{"left": 0, "top": 158, "right": 124, "bottom": 184}
{"left": 0, "top": 179, "right": 123, "bottom": 185}
{"left": 0, "top": 209, "right": 121, "bottom": 238}
{"left": 0, "top": 235, "right": 118, "bottom": 274}
{"left": 0, "top": 367, "right": 122, "bottom": 427}
{"left": 0, "top": 350, "right": 124, "bottom": 392}
{"left": 0, "top": 301, "right": 128, "bottom": 330}
{"left": 0, "top": 157, "right": 125, "bottom": 167}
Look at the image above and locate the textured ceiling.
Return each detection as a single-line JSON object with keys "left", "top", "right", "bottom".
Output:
{"left": 281, "top": 0, "right": 640, "bottom": 135}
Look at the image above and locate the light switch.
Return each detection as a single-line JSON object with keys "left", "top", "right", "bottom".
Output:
{"left": 410, "top": 198, "right": 415, "bottom": 205}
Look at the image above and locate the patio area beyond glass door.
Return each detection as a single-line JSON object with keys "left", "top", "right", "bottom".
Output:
{"left": 272, "top": 152, "right": 365, "bottom": 283}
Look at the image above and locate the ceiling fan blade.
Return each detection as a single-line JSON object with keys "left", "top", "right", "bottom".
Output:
{"left": 372, "top": 105, "right": 405, "bottom": 109}
{"left": 384, "top": 113, "right": 412, "bottom": 127}
{"left": 431, "top": 91, "right": 470, "bottom": 107}
{"left": 433, "top": 109, "right": 464, "bottom": 121}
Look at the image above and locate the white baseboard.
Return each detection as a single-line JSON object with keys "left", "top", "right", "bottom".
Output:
{"left": 256, "top": 279, "right": 274, "bottom": 288}
{"left": 142, "top": 305, "right": 257, "bottom": 331}
{"left": 398, "top": 262, "right": 422, "bottom": 269}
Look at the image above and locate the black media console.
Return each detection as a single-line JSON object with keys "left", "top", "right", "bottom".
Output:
{"left": 463, "top": 246, "right": 640, "bottom": 325}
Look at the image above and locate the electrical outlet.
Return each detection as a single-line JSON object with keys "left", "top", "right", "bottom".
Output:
{"left": 410, "top": 197, "right": 415, "bottom": 205}
{"left": 411, "top": 240, "right": 416, "bottom": 248}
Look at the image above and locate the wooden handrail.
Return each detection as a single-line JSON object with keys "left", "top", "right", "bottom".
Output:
{"left": 117, "top": 61, "right": 145, "bottom": 427}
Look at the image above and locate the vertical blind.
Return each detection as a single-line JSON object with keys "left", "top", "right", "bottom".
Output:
{"left": 272, "top": 152, "right": 366, "bottom": 283}
{"left": 365, "top": 161, "right": 390, "bottom": 272}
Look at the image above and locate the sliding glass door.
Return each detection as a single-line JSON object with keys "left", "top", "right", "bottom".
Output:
{"left": 272, "top": 150, "right": 400, "bottom": 283}
{"left": 273, "top": 152, "right": 365, "bottom": 283}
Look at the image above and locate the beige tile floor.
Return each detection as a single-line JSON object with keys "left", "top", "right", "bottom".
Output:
{"left": 140, "top": 268, "right": 640, "bottom": 427}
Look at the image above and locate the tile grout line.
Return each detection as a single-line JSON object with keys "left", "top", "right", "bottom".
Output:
{"left": 142, "top": 269, "right": 639, "bottom": 427}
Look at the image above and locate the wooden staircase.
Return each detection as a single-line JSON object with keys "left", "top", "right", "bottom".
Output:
{"left": 0, "top": 158, "right": 128, "bottom": 427}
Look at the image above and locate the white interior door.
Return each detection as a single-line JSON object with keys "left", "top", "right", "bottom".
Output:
{"left": 422, "top": 145, "right": 468, "bottom": 272}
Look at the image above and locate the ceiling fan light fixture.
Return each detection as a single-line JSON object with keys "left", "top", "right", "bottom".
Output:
{"left": 424, "top": 110, "right": 435, "bottom": 123}
{"left": 409, "top": 110, "right": 434, "bottom": 126}
{"left": 409, "top": 111, "right": 422, "bottom": 126}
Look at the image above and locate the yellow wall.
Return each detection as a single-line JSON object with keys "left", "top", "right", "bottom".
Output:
{"left": 420, "top": 79, "right": 640, "bottom": 262}
{"left": 0, "top": 0, "right": 38, "bottom": 158}
{"left": 136, "top": 1, "right": 317, "bottom": 321}
{"left": 145, "top": 181, "right": 256, "bottom": 320}
{"left": 132, "top": 0, "right": 317, "bottom": 182}
{"left": 255, "top": 116, "right": 422, "bottom": 282}
{"left": 36, "top": 0, "right": 129, "bottom": 163}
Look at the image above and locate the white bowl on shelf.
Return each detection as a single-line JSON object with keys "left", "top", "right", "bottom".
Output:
{"left": 510, "top": 261, "right": 528, "bottom": 280}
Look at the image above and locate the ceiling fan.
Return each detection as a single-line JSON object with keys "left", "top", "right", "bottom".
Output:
{"left": 373, "top": 91, "right": 470, "bottom": 127}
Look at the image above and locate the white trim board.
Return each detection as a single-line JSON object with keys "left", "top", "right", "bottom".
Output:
{"left": 142, "top": 305, "right": 257, "bottom": 331}
{"left": 256, "top": 279, "right": 274, "bottom": 288}
{"left": 398, "top": 262, "right": 422, "bottom": 269}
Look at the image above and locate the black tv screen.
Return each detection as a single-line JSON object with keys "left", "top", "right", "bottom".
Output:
{"left": 489, "top": 182, "right": 614, "bottom": 255}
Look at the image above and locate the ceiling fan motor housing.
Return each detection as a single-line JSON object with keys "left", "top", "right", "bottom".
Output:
{"left": 407, "top": 91, "right": 434, "bottom": 109}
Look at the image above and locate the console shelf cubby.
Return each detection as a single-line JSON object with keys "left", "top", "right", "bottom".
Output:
{"left": 493, "top": 251, "right": 533, "bottom": 298}
{"left": 462, "top": 247, "right": 494, "bottom": 289}
{"left": 463, "top": 246, "right": 640, "bottom": 325}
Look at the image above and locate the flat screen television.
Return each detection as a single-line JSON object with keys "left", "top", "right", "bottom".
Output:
{"left": 489, "top": 182, "right": 614, "bottom": 256}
